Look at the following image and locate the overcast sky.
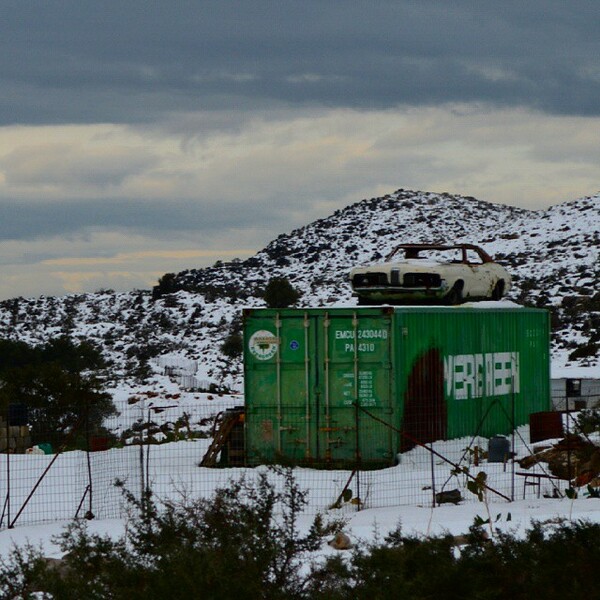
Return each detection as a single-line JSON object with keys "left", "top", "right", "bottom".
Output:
{"left": 1, "top": 1, "right": 599, "bottom": 300}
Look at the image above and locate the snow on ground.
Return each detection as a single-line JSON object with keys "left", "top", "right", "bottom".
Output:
{"left": 552, "top": 365, "right": 600, "bottom": 379}
{"left": 107, "top": 373, "right": 244, "bottom": 438}
{"left": 0, "top": 361, "right": 598, "bottom": 560}
{"left": 1, "top": 417, "right": 599, "bottom": 560}
{"left": 2, "top": 496, "right": 600, "bottom": 561}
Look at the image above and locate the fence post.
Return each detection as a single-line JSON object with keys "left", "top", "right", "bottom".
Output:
{"left": 355, "top": 402, "right": 361, "bottom": 511}
{"left": 84, "top": 393, "right": 94, "bottom": 519}
{"left": 146, "top": 407, "right": 151, "bottom": 499}
{"left": 565, "top": 396, "right": 572, "bottom": 483}
{"left": 430, "top": 439, "right": 436, "bottom": 508}
{"left": 353, "top": 312, "right": 361, "bottom": 511}
{"left": 511, "top": 377, "right": 515, "bottom": 501}
{"left": 5, "top": 413, "right": 10, "bottom": 528}
{"left": 139, "top": 413, "right": 145, "bottom": 518}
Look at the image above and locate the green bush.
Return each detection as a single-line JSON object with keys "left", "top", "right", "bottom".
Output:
{"left": 0, "top": 470, "right": 338, "bottom": 599}
{"left": 308, "top": 520, "right": 600, "bottom": 600}
{"left": 0, "top": 337, "right": 115, "bottom": 448}
{"left": 264, "top": 277, "right": 301, "bottom": 308}
{"left": 152, "top": 272, "right": 180, "bottom": 300}
{"left": 2, "top": 482, "right": 600, "bottom": 600}
{"left": 575, "top": 408, "right": 600, "bottom": 434}
{"left": 221, "top": 332, "right": 243, "bottom": 358}
{"left": 568, "top": 343, "right": 599, "bottom": 360}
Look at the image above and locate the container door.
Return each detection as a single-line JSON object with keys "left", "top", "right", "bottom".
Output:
{"left": 244, "top": 312, "right": 317, "bottom": 463}
{"left": 277, "top": 313, "right": 318, "bottom": 460}
{"left": 318, "top": 311, "right": 393, "bottom": 465}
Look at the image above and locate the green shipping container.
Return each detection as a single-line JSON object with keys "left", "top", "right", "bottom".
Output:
{"left": 243, "top": 306, "right": 550, "bottom": 466}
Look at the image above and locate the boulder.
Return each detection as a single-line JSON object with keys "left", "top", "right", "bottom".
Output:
{"left": 328, "top": 532, "right": 353, "bottom": 551}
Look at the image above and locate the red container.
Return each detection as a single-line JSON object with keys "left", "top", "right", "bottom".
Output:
{"left": 90, "top": 436, "right": 109, "bottom": 452}
{"left": 529, "top": 411, "right": 563, "bottom": 443}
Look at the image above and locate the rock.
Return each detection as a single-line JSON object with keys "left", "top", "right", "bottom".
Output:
{"left": 435, "top": 489, "right": 462, "bottom": 505}
{"left": 451, "top": 530, "right": 489, "bottom": 546}
{"left": 328, "top": 532, "right": 353, "bottom": 550}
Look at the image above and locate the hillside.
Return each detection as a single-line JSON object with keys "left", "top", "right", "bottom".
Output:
{"left": 1, "top": 188, "right": 599, "bottom": 390}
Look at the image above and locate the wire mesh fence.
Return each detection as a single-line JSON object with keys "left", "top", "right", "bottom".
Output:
{"left": 551, "top": 392, "right": 600, "bottom": 412}
{"left": 1, "top": 392, "right": 597, "bottom": 530}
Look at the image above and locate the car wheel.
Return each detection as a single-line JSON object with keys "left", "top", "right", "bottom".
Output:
{"left": 445, "top": 282, "right": 463, "bottom": 305}
{"left": 491, "top": 280, "right": 505, "bottom": 301}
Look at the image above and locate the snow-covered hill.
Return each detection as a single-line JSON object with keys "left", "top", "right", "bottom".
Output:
{"left": 1, "top": 188, "right": 599, "bottom": 390}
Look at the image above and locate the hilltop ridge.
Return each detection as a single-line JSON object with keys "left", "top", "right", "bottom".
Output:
{"left": 1, "top": 188, "right": 599, "bottom": 389}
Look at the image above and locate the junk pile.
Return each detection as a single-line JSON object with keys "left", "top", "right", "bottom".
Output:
{"left": 519, "top": 434, "right": 600, "bottom": 487}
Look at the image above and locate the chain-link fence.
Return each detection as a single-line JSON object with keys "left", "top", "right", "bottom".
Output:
{"left": 2, "top": 392, "right": 597, "bottom": 530}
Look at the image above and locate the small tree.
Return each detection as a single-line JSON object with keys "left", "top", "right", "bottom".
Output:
{"left": 0, "top": 337, "right": 115, "bottom": 448}
{"left": 0, "top": 470, "right": 340, "bottom": 598}
{"left": 264, "top": 277, "right": 301, "bottom": 309}
{"left": 221, "top": 332, "right": 243, "bottom": 358}
{"left": 152, "top": 273, "right": 179, "bottom": 300}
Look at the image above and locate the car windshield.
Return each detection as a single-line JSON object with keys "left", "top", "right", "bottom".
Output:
{"left": 403, "top": 247, "right": 462, "bottom": 262}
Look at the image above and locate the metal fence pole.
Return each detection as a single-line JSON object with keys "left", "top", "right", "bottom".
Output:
{"left": 430, "top": 439, "right": 436, "bottom": 508}
{"left": 85, "top": 394, "right": 94, "bottom": 519}
{"left": 146, "top": 407, "right": 151, "bottom": 499}
{"left": 511, "top": 377, "right": 516, "bottom": 501}
{"left": 5, "top": 415, "right": 10, "bottom": 528}
{"left": 353, "top": 313, "right": 361, "bottom": 511}
{"left": 139, "top": 400, "right": 146, "bottom": 518}
{"left": 565, "top": 396, "right": 572, "bottom": 483}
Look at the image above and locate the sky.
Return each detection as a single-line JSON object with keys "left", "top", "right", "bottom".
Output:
{"left": 1, "top": 1, "right": 599, "bottom": 301}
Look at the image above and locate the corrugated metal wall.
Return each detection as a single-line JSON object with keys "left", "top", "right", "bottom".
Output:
{"left": 243, "top": 306, "right": 550, "bottom": 466}
{"left": 394, "top": 307, "right": 550, "bottom": 443}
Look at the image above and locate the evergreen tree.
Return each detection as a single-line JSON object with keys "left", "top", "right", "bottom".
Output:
{"left": 264, "top": 277, "right": 301, "bottom": 308}
{"left": 0, "top": 337, "right": 115, "bottom": 448}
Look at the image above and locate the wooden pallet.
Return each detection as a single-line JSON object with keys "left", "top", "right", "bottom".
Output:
{"left": 200, "top": 409, "right": 243, "bottom": 467}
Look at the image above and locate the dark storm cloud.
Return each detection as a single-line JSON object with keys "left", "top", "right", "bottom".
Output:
{"left": 1, "top": 0, "right": 599, "bottom": 125}
{"left": 0, "top": 196, "right": 290, "bottom": 243}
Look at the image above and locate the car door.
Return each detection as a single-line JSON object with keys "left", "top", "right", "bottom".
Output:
{"left": 464, "top": 248, "right": 495, "bottom": 297}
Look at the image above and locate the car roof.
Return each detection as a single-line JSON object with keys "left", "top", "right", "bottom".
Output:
{"left": 385, "top": 243, "right": 493, "bottom": 263}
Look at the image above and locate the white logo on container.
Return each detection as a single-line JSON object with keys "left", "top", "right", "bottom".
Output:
{"left": 249, "top": 330, "right": 279, "bottom": 360}
{"left": 444, "top": 351, "right": 520, "bottom": 399}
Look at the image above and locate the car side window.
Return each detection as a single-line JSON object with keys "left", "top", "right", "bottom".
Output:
{"left": 465, "top": 249, "right": 484, "bottom": 265}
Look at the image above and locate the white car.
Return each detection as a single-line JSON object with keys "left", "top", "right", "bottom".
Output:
{"left": 350, "top": 243, "right": 511, "bottom": 305}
